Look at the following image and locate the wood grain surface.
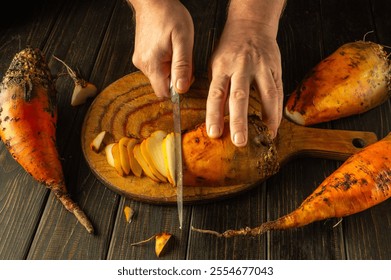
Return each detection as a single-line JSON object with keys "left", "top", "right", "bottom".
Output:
{"left": 0, "top": 0, "right": 390, "bottom": 260}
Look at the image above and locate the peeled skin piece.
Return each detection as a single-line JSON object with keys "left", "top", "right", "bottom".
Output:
{"left": 285, "top": 41, "right": 391, "bottom": 126}
{"left": 182, "top": 116, "right": 279, "bottom": 187}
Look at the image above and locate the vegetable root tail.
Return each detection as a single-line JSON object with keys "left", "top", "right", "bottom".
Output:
{"left": 52, "top": 183, "right": 94, "bottom": 234}
{"left": 191, "top": 225, "right": 268, "bottom": 238}
{"left": 191, "top": 215, "right": 306, "bottom": 238}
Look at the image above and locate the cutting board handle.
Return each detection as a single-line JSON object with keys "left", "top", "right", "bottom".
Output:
{"left": 276, "top": 118, "right": 378, "bottom": 165}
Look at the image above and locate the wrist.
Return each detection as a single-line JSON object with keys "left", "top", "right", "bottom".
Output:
{"left": 127, "top": 0, "right": 178, "bottom": 11}
{"left": 226, "top": 0, "right": 286, "bottom": 37}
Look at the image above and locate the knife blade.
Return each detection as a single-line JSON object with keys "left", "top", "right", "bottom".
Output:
{"left": 170, "top": 81, "right": 183, "bottom": 229}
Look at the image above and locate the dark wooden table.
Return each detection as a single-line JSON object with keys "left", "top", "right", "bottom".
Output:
{"left": 0, "top": 0, "right": 390, "bottom": 260}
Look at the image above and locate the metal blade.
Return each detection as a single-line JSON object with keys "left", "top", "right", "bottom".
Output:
{"left": 170, "top": 82, "right": 183, "bottom": 229}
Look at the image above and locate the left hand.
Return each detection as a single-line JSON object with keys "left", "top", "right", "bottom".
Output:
{"left": 206, "top": 19, "right": 283, "bottom": 147}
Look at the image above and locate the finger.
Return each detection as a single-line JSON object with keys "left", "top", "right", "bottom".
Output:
{"left": 255, "top": 66, "right": 283, "bottom": 138}
{"left": 171, "top": 28, "right": 194, "bottom": 94}
{"left": 149, "top": 71, "right": 170, "bottom": 99}
{"left": 229, "top": 72, "right": 250, "bottom": 147}
{"left": 132, "top": 52, "right": 171, "bottom": 99}
{"left": 206, "top": 74, "right": 230, "bottom": 139}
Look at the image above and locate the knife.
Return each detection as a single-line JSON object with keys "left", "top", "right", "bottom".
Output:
{"left": 170, "top": 81, "right": 183, "bottom": 229}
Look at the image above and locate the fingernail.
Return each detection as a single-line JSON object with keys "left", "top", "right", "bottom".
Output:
{"left": 176, "top": 78, "right": 188, "bottom": 92}
{"left": 233, "top": 132, "right": 246, "bottom": 146}
{"left": 208, "top": 125, "right": 221, "bottom": 138}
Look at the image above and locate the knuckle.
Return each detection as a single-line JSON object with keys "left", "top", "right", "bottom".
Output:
{"left": 209, "top": 87, "right": 226, "bottom": 100}
{"left": 131, "top": 54, "right": 141, "bottom": 68}
{"left": 231, "top": 89, "right": 248, "bottom": 101}
{"left": 263, "top": 88, "right": 279, "bottom": 100}
{"left": 133, "top": 48, "right": 165, "bottom": 75}
{"left": 132, "top": 54, "right": 151, "bottom": 74}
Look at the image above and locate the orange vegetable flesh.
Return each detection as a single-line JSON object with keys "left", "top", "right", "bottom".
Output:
{"left": 182, "top": 116, "right": 279, "bottom": 187}
{"left": 0, "top": 48, "right": 93, "bottom": 233}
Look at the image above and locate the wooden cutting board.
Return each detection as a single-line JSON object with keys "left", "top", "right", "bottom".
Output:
{"left": 81, "top": 72, "right": 378, "bottom": 204}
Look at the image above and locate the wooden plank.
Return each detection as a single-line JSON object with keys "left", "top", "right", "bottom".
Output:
{"left": 107, "top": 198, "right": 190, "bottom": 259}
{"left": 190, "top": 188, "right": 268, "bottom": 259}
{"left": 89, "top": 0, "right": 138, "bottom": 88}
{"left": 320, "top": 0, "right": 391, "bottom": 259}
{"left": 0, "top": 153, "right": 48, "bottom": 259}
{"left": 26, "top": 0, "right": 119, "bottom": 259}
{"left": 371, "top": 0, "right": 391, "bottom": 46}
{"left": 0, "top": 1, "right": 61, "bottom": 69}
{"left": 0, "top": 0, "right": 68, "bottom": 260}
{"left": 266, "top": 0, "right": 346, "bottom": 259}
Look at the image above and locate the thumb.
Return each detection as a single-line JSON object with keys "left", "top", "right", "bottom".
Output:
{"left": 171, "top": 33, "right": 194, "bottom": 94}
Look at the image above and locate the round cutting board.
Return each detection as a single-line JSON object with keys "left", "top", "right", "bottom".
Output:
{"left": 81, "top": 71, "right": 262, "bottom": 204}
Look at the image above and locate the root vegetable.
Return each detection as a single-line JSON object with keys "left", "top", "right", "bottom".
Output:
{"left": 285, "top": 41, "right": 391, "bottom": 126}
{"left": 71, "top": 83, "right": 98, "bottom": 106}
{"left": 52, "top": 55, "right": 98, "bottom": 106}
{"left": 192, "top": 133, "right": 391, "bottom": 237}
{"left": 0, "top": 48, "right": 93, "bottom": 234}
{"left": 182, "top": 116, "right": 279, "bottom": 186}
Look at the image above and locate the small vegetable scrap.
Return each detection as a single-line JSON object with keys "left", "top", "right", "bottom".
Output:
{"left": 285, "top": 40, "right": 391, "bottom": 126}
{"left": 131, "top": 232, "right": 173, "bottom": 257}
{"left": 192, "top": 132, "right": 391, "bottom": 237}
{"left": 0, "top": 47, "right": 94, "bottom": 234}
{"left": 52, "top": 55, "right": 98, "bottom": 106}
{"left": 90, "top": 130, "right": 112, "bottom": 153}
{"left": 123, "top": 206, "right": 135, "bottom": 223}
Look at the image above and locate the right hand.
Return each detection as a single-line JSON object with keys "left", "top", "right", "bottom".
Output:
{"left": 129, "top": 0, "right": 194, "bottom": 98}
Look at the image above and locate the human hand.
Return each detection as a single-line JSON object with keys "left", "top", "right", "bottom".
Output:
{"left": 206, "top": 1, "right": 284, "bottom": 147}
{"left": 129, "top": 0, "right": 194, "bottom": 98}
